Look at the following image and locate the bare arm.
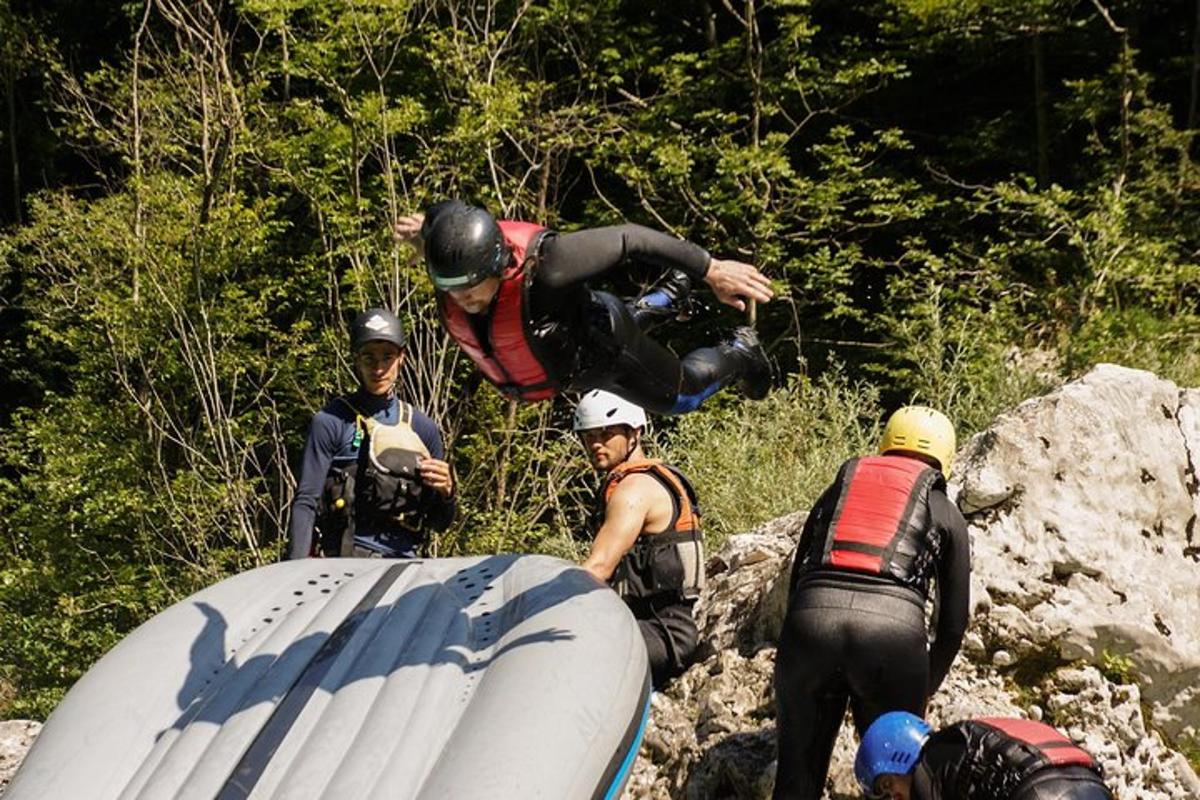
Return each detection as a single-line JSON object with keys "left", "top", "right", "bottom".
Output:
{"left": 581, "top": 475, "right": 670, "bottom": 583}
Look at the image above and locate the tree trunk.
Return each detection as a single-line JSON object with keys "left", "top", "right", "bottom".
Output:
{"left": 1188, "top": 0, "right": 1200, "bottom": 130}
{"left": 1032, "top": 30, "right": 1050, "bottom": 189}
{"left": 700, "top": 0, "right": 717, "bottom": 49}
{"left": 281, "top": 19, "right": 291, "bottom": 102}
{"left": 5, "top": 72, "right": 20, "bottom": 224}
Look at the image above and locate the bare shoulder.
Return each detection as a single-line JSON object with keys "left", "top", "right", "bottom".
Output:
{"left": 608, "top": 472, "right": 675, "bottom": 531}
{"left": 608, "top": 472, "right": 667, "bottom": 501}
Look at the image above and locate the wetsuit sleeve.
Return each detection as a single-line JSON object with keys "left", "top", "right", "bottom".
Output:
{"left": 535, "top": 224, "right": 711, "bottom": 289}
{"left": 914, "top": 726, "right": 969, "bottom": 800}
{"left": 286, "top": 412, "right": 342, "bottom": 560}
{"left": 412, "top": 408, "right": 456, "bottom": 532}
{"left": 928, "top": 491, "right": 971, "bottom": 693}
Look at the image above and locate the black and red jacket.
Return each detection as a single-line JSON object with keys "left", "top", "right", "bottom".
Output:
{"left": 914, "top": 718, "right": 1112, "bottom": 800}
{"left": 794, "top": 455, "right": 949, "bottom": 589}
{"left": 790, "top": 454, "right": 972, "bottom": 691}
{"left": 437, "top": 221, "right": 563, "bottom": 402}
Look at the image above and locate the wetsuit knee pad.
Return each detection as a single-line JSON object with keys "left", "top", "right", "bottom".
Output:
{"left": 669, "top": 345, "right": 745, "bottom": 413}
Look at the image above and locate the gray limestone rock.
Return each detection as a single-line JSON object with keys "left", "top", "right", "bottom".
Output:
{"left": 0, "top": 722, "right": 40, "bottom": 796}
{"left": 5, "top": 366, "right": 1199, "bottom": 799}
{"left": 955, "top": 364, "right": 1200, "bottom": 740}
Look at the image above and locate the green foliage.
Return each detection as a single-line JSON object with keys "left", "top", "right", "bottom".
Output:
{"left": 2, "top": 0, "right": 1199, "bottom": 720}
{"left": 1099, "top": 648, "right": 1137, "bottom": 685}
{"left": 1176, "top": 732, "right": 1200, "bottom": 774}
{"left": 661, "top": 369, "right": 882, "bottom": 546}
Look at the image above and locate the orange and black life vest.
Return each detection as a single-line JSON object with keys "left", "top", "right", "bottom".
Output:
{"left": 950, "top": 718, "right": 1103, "bottom": 797}
{"left": 799, "top": 455, "right": 945, "bottom": 590}
{"left": 438, "top": 220, "right": 560, "bottom": 402}
{"left": 598, "top": 459, "right": 705, "bottom": 602}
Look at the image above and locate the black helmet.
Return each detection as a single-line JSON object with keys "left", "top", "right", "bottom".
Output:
{"left": 425, "top": 205, "right": 509, "bottom": 290}
{"left": 350, "top": 308, "right": 407, "bottom": 351}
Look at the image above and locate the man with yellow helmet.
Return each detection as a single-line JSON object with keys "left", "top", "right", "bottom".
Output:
{"left": 772, "top": 406, "right": 971, "bottom": 800}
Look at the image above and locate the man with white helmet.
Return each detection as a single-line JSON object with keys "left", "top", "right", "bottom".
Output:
{"left": 574, "top": 390, "right": 705, "bottom": 688}
{"left": 773, "top": 406, "right": 972, "bottom": 799}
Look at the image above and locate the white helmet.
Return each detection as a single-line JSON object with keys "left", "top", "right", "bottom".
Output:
{"left": 573, "top": 389, "right": 648, "bottom": 432}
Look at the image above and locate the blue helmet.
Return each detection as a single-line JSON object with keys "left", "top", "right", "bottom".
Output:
{"left": 855, "top": 711, "right": 932, "bottom": 794}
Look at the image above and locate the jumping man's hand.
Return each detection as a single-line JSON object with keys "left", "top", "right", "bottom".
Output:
{"left": 703, "top": 258, "right": 774, "bottom": 312}
{"left": 394, "top": 213, "right": 425, "bottom": 244}
{"left": 419, "top": 456, "right": 454, "bottom": 498}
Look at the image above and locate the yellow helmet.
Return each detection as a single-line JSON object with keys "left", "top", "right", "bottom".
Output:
{"left": 879, "top": 406, "right": 956, "bottom": 478}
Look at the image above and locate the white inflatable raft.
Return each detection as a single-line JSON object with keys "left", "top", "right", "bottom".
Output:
{"left": 6, "top": 556, "right": 651, "bottom": 799}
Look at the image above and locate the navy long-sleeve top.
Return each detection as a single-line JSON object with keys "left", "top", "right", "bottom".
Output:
{"left": 287, "top": 389, "right": 454, "bottom": 559}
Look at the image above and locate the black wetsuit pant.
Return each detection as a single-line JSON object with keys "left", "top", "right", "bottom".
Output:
{"left": 773, "top": 578, "right": 930, "bottom": 800}
{"left": 1011, "top": 768, "right": 1115, "bottom": 800}
{"left": 628, "top": 596, "right": 699, "bottom": 689}
{"left": 576, "top": 291, "right": 744, "bottom": 415}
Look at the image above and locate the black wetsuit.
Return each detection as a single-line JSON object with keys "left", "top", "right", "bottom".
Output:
{"left": 425, "top": 201, "right": 751, "bottom": 414}
{"left": 914, "top": 720, "right": 1114, "bottom": 800}
{"left": 593, "top": 459, "right": 704, "bottom": 689}
{"left": 773, "top": 457, "right": 971, "bottom": 800}
{"left": 629, "top": 596, "right": 698, "bottom": 689}
{"left": 287, "top": 389, "right": 455, "bottom": 559}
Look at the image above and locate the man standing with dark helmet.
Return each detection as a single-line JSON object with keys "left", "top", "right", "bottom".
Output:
{"left": 286, "top": 308, "right": 456, "bottom": 559}
{"left": 773, "top": 406, "right": 972, "bottom": 799}
{"left": 394, "top": 201, "right": 774, "bottom": 414}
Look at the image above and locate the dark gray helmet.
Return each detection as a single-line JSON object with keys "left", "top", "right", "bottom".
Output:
{"left": 350, "top": 308, "right": 407, "bottom": 351}
{"left": 424, "top": 205, "right": 509, "bottom": 290}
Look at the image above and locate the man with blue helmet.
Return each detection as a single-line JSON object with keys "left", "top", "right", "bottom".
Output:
{"left": 773, "top": 407, "right": 972, "bottom": 799}
{"left": 856, "top": 711, "right": 1114, "bottom": 800}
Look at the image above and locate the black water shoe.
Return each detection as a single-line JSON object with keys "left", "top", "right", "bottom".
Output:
{"left": 727, "top": 326, "right": 772, "bottom": 400}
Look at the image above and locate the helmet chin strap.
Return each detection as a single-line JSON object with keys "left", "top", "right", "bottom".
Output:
{"left": 616, "top": 428, "right": 642, "bottom": 468}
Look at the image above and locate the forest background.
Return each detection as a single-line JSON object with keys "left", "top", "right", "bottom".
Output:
{"left": 0, "top": 0, "right": 1198, "bottom": 720}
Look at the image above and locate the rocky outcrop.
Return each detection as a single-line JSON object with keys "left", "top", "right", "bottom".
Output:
{"left": 630, "top": 364, "right": 1200, "bottom": 799}
{"left": 955, "top": 364, "right": 1200, "bottom": 740}
{"left": 0, "top": 722, "right": 39, "bottom": 795}
{"left": 5, "top": 365, "right": 1198, "bottom": 798}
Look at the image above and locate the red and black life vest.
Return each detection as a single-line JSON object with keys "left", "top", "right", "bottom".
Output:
{"left": 598, "top": 459, "right": 705, "bottom": 602}
{"left": 952, "top": 718, "right": 1103, "bottom": 798}
{"left": 800, "top": 455, "right": 945, "bottom": 590}
{"left": 438, "top": 220, "right": 560, "bottom": 402}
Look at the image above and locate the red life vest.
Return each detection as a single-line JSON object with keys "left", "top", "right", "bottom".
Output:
{"left": 438, "top": 220, "right": 560, "bottom": 402}
{"left": 974, "top": 718, "right": 1098, "bottom": 769}
{"left": 953, "top": 718, "right": 1102, "bottom": 796}
{"left": 598, "top": 459, "right": 704, "bottom": 602}
{"left": 804, "top": 455, "right": 944, "bottom": 587}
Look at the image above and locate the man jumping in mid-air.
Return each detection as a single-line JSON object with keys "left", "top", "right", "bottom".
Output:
{"left": 394, "top": 200, "right": 773, "bottom": 414}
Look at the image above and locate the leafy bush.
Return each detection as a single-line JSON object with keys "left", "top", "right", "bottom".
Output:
{"left": 661, "top": 368, "right": 882, "bottom": 547}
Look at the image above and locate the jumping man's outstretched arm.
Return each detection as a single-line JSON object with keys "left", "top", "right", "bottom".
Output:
{"left": 538, "top": 224, "right": 773, "bottom": 310}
